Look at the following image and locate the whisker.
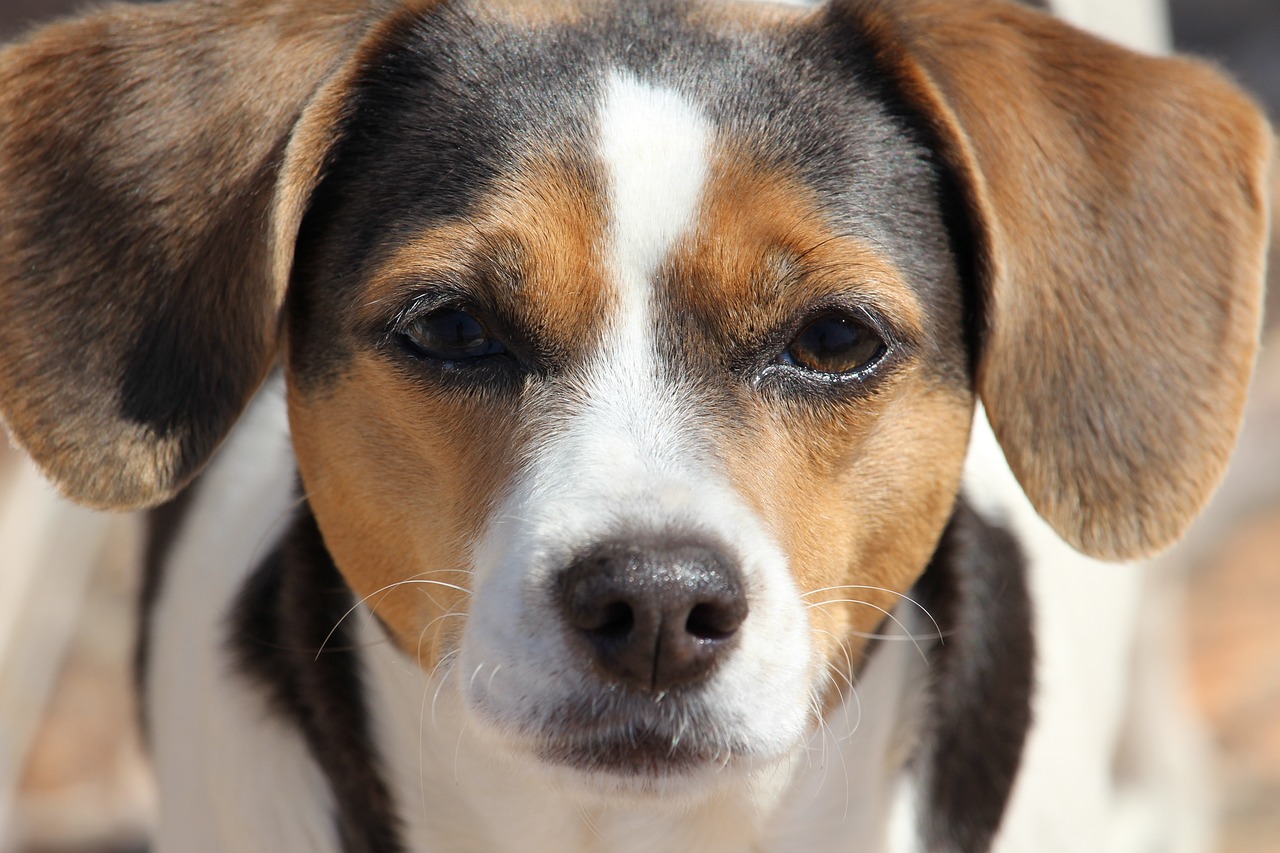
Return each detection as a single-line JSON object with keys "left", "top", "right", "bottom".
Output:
{"left": 576, "top": 802, "right": 603, "bottom": 840}
{"left": 819, "top": 666, "right": 849, "bottom": 814}
{"left": 417, "top": 610, "right": 466, "bottom": 674}
{"left": 429, "top": 651, "right": 460, "bottom": 729}
{"left": 234, "top": 492, "right": 312, "bottom": 608}
{"left": 468, "top": 662, "right": 487, "bottom": 694}
{"left": 453, "top": 715, "right": 466, "bottom": 787}
{"left": 845, "top": 629, "right": 947, "bottom": 642}
{"left": 836, "top": 599, "right": 928, "bottom": 661}
{"left": 413, "top": 609, "right": 468, "bottom": 669}
{"left": 801, "top": 584, "right": 943, "bottom": 641}
{"left": 317, "top": 576, "right": 472, "bottom": 661}
{"left": 803, "top": 586, "right": 943, "bottom": 658}
{"left": 813, "top": 630, "right": 863, "bottom": 745}
{"left": 833, "top": 665, "right": 865, "bottom": 742}
{"left": 808, "top": 600, "right": 946, "bottom": 644}
{"left": 823, "top": 671, "right": 854, "bottom": 820}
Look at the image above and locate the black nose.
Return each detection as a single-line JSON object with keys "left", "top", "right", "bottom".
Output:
{"left": 557, "top": 541, "right": 748, "bottom": 693}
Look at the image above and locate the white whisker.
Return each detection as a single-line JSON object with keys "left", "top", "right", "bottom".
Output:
{"left": 317, "top": 575, "right": 472, "bottom": 661}
{"left": 801, "top": 584, "right": 943, "bottom": 643}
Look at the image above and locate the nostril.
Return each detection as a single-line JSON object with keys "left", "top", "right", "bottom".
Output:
{"left": 685, "top": 601, "right": 742, "bottom": 641}
{"left": 590, "top": 601, "right": 634, "bottom": 638}
{"left": 564, "top": 589, "right": 635, "bottom": 635}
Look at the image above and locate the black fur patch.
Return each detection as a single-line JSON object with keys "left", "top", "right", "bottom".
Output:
{"left": 911, "top": 499, "right": 1036, "bottom": 852}
{"left": 229, "top": 505, "right": 405, "bottom": 853}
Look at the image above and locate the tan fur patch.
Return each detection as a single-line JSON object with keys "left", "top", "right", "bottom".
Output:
{"left": 356, "top": 156, "right": 610, "bottom": 368}
{"left": 728, "top": 386, "right": 972, "bottom": 690}
{"left": 669, "top": 149, "right": 926, "bottom": 356}
{"left": 290, "top": 153, "right": 610, "bottom": 664}
{"left": 667, "top": 152, "right": 973, "bottom": 688}
{"left": 477, "top": 0, "right": 603, "bottom": 27}
{"left": 289, "top": 354, "right": 521, "bottom": 666}
{"left": 682, "top": 0, "right": 818, "bottom": 31}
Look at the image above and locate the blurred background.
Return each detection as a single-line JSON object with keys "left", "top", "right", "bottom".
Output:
{"left": 0, "top": 1, "right": 1277, "bottom": 851}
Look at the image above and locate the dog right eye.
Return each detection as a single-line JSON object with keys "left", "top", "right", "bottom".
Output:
{"left": 398, "top": 308, "right": 507, "bottom": 362}
{"left": 780, "top": 313, "right": 886, "bottom": 376}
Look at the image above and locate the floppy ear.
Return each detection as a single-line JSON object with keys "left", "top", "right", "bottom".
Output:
{"left": 0, "top": 0, "right": 393, "bottom": 509}
{"left": 830, "top": 0, "right": 1274, "bottom": 559}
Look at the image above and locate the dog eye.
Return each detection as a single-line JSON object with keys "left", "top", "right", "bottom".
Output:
{"left": 780, "top": 313, "right": 886, "bottom": 375}
{"left": 398, "top": 308, "right": 506, "bottom": 361}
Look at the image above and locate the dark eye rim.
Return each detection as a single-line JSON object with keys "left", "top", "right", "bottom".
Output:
{"left": 754, "top": 302, "right": 904, "bottom": 390}
{"left": 396, "top": 307, "right": 506, "bottom": 362}
{"left": 377, "top": 289, "right": 527, "bottom": 378}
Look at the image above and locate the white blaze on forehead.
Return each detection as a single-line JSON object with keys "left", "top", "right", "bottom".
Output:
{"left": 597, "top": 70, "right": 712, "bottom": 342}
{"left": 457, "top": 72, "right": 815, "bottom": 781}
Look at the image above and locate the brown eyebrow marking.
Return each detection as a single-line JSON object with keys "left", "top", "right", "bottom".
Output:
{"left": 354, "top": 152, "right": 612, "bottom": 368}
{"left": 661, "top": 146, "right": 926, "bottom": 362}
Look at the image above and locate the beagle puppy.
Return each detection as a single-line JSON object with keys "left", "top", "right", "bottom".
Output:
{"left": 0, "top": 0, "right": 1272, "bottom": 851}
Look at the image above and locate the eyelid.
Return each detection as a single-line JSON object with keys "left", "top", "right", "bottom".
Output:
{"left": 376, "top": 286, "right": 561, "bottom": 378}
{"left": 392, "top": 287, "right": 468, "bottom": 324}
{"left": 793, "top": 307, "right": 885, "bottom": 356}
{"left": 787, "top": 250, "right": 924, "bottom": 342}
{"left": 376, "top": 286, "right": 485, "bottom": 347}
{"left": 748, "top": 299, "right": 912, "bottom": 394}
{"left": 812, "top": 295, "right": 910, "bottom": 347}
{"left": 772, "top": 299, "right": 907, "bottom": 364}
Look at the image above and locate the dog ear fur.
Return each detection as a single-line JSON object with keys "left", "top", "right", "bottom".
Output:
{"left": 0, "top": 0, "right": 400, "bottom": 509}
{"left": 832, "top": 0, "right": 1273, "bottom": 559}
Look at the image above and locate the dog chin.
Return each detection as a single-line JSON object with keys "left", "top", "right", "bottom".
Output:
{"left": 526, "top": 736, "right": 770, "bottom": 803}
{"left": 472, "top": 694, "right": 790, "bottom": 801}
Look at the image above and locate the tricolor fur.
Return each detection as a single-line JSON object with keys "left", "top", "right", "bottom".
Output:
{"left": 0, "top": 0, "right": 1272, "bottom": 851}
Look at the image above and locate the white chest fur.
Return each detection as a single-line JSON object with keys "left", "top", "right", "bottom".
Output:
{"left": 146, "top": 379, "right": 341, "bottom": 853}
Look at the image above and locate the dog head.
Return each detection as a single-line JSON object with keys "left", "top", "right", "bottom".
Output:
{"left": 0, "top": 0, "right": 1271, "bottom": 794}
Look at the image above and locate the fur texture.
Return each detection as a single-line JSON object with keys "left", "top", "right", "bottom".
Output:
{"left": 0, "top": 1, "right": 1271, "bottom": 850}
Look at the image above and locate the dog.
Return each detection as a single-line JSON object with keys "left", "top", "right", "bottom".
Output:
{"left": 0, "top": 0, "right": 1273, "bottom": 850}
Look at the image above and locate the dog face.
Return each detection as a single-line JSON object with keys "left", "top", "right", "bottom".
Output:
{"left": 284, "top": 4, "right": 973, "bottom": 787}
{"left": 0, "top": 0, "right": 1272, "bottom": 794}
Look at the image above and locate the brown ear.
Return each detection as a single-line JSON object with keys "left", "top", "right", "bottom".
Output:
{"left": 0, "top": 0, "right": 388, "bottom": 509}
{"left": 831, "top": 0, "right": 1273, "bottom": 559}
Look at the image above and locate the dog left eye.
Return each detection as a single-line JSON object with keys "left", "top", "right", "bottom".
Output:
{"left": 398, "top": 308, "right": 506, "bottom": 361}
{"left": 780, "top": 313, "right": 886, "bottom": 375}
